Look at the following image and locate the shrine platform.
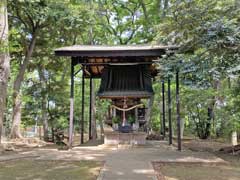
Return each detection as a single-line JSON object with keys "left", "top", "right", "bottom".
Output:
{"left": 104, "top": 132, "right": 147, "bottom": 145}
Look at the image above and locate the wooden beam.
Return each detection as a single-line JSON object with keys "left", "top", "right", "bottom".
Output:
{"left": 81, "top": 68, "right": 85, "bottom": 144}
{"left": 79, "top": 62, "right": 158, "bottom": 66}
{"left": 176, "top": 70, "right": 181, "bottom": 151}
{"left": 89, "top": 77, "right": 93, "bottom": 140}
{"left": 162, "top": 80, "right": 166, "bottom": 137}
{"left": 69, "top": 59, "right": 74, "bottom": 148}
{"left": 168, "top": 77, "right": 172, "bottom": 145}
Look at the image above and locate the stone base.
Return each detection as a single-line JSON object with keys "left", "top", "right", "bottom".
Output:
{"left": 104, "top": 132, "right": 147, "bottom": 145}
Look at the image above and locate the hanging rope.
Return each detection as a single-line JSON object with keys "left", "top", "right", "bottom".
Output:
{"left": 111, "top": 104, "right": 144, "bottom": 112}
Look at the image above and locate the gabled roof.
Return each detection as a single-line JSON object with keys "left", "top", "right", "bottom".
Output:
{"left": 55, "top": 45, "right": 178, "bottom": 57}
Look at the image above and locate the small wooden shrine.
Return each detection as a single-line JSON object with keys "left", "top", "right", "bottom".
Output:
{"left": 55, "top": 45, "right": 181, "bottom": 149}
{"left": 99, "top": 64, "right": 154, "bottom": 132}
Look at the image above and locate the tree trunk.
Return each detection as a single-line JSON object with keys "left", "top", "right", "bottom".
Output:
{"left": 10, "top": 34, "right": 36, "bottom": 139}
{"left": 139, "top": 0, "right": 148, "bottom": 20}
{"left": 91, "top": 79, "right": 97, "bottom": 139}
{"left": 162, "top": 0, "right": 169, "bottom": 17}
{"left": 180, "top": 117, "right": 184, "bottom": 138}
{"left": 0, "top": 1, "right": 10, "bottom": 143}
{"left": 158, "top": 0, "right": 163, "bottom": 11}
{"left": 51, "top": 127, "right": 55, "bottom": 142}
{"left": 39, "top": 126, "right": 42, "bottom": 140}
{"left": 42, "top": 92, "right": 48, "bottom": 141}
{"left": 204, "top": 107, "right": 213, "bottom": 138}
{"left": 99, "top": 117, "right": 104, "bottom": 140}
{"left": 10, "top": 93, "right": 22, "bottom": 139}
{"left": 232, "top": 131, "right": 238, "bottom": 146}
{"left": 39, "top": 68, "right": 48, "bottom": 142}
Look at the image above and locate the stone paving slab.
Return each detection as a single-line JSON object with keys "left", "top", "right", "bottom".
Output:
{"left": 101, "top": 149, "right": 157, "bottom": 180}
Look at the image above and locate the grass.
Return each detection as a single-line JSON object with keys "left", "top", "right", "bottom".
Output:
{"left": 0, "top": 159, "right": 103, "bottom": 180}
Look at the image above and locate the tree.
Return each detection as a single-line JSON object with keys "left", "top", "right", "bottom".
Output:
{"left": 8, "top": 0, "right": 70, "bottom": 139}
{"left": 98, "top": 0, "right": 157, "bottom": 44}
{"left": 0, "top": 0, "right": 10, "bottom": 143}
{"left": 155, "top": 0, "right": 240, "bottom": 139}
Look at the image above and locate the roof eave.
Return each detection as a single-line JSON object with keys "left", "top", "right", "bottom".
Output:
{"left": 55, "top": 49, "right": 167, "bottom": 57}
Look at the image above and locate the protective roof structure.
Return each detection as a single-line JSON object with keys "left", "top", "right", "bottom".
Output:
{"left": 54, "top": 45, "right": 178, "bottom": 78}
{"left": 55, "top": 45, "right": 178, "bottom": 57}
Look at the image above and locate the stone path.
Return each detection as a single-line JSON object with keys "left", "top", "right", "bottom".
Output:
{"left": 0, "top": 141, "right": 226, "bottom": 180}
{"left": 99, "top": 142, "right": 225, "bottom": 180}
{"left": 102, "top": 147, "right": 157, "bottom": 180}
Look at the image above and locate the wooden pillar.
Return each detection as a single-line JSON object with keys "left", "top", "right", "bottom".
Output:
{"left": 113, "top": 107, "right": 116, "bottom": 117}
{"left": 122, "top": 97, "right": 127, "bottom": 126}
{"left": 162, "top": 80, "right": 166, "bottom": 137}
{"left": 135, "top": 108, "right": 139, "bottom": 130}
{"left": 89, "top": 77, "right": 92, "bottom": 140}
{"left": 176, "top": 70, "right": 181, "bottom": 151}
{"left": 81, "top": 67, "right": 85, "bottom": 144}
{"left": 69, "top": 59, "right": 74, "bottom": 148}
{"left": 168, "top": 77, "right": 172, "bottom": 145}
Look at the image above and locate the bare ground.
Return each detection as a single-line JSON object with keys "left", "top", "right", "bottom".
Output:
{"left": 153, "top": 138, "right": 240, "bottom": 180}
{"left": 1, "top": 137, "right": 238, "bottom": 180}
{"left": 0, "top": 137, "right": 104, "bottom": 180}
{"left": 152, "top": 161, "right": 240, "bottom": 180}
{"left": 0, "top": 159, "right": 103, "bottom": 180}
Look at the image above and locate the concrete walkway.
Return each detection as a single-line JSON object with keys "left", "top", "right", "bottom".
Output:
{"left": 99, "top": 142, "right": 225, "bottom": 180}
{"left": 102, "top": 147, "right": 157, "bottom": 180}
{"left": 0, "top": 141, "right": 226, "bottom": 180}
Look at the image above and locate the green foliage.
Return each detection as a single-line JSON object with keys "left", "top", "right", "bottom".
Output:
{"left": 152, "top": 0, "right": 240, "bottom": 140}
{"left": 150, "top": 82, "right": 161, "bottom": 132}
{"left": 112, "top": 116, "right": 120, "bottom": 124}
{"left": 3, "top": 0, "right": 240, "bottom": 142}
{"left": 221, "top": 79, "right": 240, "bottom": 134}
{"left": 182, "top": 87, "right": 215, "bottom": 139}
{"left": 128, "top": 115, "right": 135, "bottom": 124}
{"left": 156, "top": 0, "right": 240, "bottom": 85}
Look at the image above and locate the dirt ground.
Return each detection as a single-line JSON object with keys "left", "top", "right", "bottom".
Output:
{"left": 153, "top": 138, "right": 240, "bottom": 180}
{"left": 0, "top": 159, "right": 103, "bottom": 180}
{"left": 0, "top": 137, "right": 105, "bottom": 180}
{"left": 1, "top": 137, "right": 240, "bottom": 180}
{"left": 153, "top": 162, "right": 240, "bottom": 180}
{"left": 182, "top": 138, "right": 240, "bottom": 166}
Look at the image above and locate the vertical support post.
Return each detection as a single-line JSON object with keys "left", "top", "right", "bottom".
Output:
{"left": 89, "top": 77, "right": 92, "bottom": 140}
{"left": 135, "top": 108, "right": 139, "bottom": 131}
{"left": 69, "top": 59, "right": 74, "bottom": 148}
{"left": 122, "top": 97, "right": 127, "bottom": 126}
{"left": 162, "top": 80, "right": 166, "bottom": 137}
{"left": 168, "top": 77, "right": 172, "bottom": 145}
{"left": 81, "top": 67, "right": 85, "bottom": 144}
{"left": 113, "top": 107, "right": 116, "bottom": 117}
{"left": 176, "top": 70, "right": 181, "bottom": 151}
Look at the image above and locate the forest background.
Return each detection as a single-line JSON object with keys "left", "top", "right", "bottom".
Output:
{"left": 0, "top": 0, "right": 239, "bottom": 143}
